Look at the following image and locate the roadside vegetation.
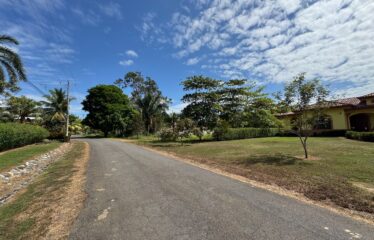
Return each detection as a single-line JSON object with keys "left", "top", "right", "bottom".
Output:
{"left": 130, "top": 136, "right": 374, "bottom": 215}
{"left": 0, "top": 141, "right": 88, "bottom": 240}
{"left": 0, "top": 142, "right": 61, "bottom": 172}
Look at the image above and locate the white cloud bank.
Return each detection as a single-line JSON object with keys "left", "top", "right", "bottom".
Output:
{"left": 141, "top": 0, "right": 374, "bottom": 95}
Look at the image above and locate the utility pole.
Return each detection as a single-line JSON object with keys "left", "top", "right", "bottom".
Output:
{"left": 65, "top": 80, "right": 70, "bottom": 142}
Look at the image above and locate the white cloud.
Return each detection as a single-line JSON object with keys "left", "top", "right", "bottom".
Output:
{"left": 186, "top": 57, "right": 200, "bottom": 65}
{"left": 99, "top": 2, "right": 122, "bottom": 20}
{"left": 168, "top": 102, "right": 188, "bottom": 114}
{"left": 119, "top": 59, "right": 134, "bottom": 66}
{"left": 126, "top": 50, "right": 138, "bottom": 58}
{"left": 143, "top": 0, "right": 374, "bottom": 96}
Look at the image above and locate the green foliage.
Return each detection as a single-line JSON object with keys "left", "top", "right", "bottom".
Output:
{"left": 158, "top": 128, "right": 178, "bottom": 142}
{"left": 116, "top": 72, "right": 170, "bottom": 134}
{"left": 6, "top": 96, "right": 40, "bottom": 123}
{"left": 346, "top": 131, "right": 374, "bottom": 142}
{"left": 0, "top": 123, "right": 49, "bottom": 151}
{"left": 82, "top": 85, "right": 136, "bottom": 137}
{"left": 181, "top": 76, "right": 221, "bottom": 130}
{"left": 276, "top": 73, "right": 329, "bottom": 158}
{"left": 214, "top": 127, "right": 279, "bottom": 141}
{"left": 212, "top": 120, "right": 230, "bottom": 141}
{"left": 0, "top": 35, "right": 27, "bottom": 96}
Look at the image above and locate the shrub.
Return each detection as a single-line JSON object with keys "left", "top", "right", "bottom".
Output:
{"left": 157, "top": 128, "right": 177, "bottom": 142}
{"left": 214, "top": 127, "right": 280, "bottom": 141}
{"left": 0, "top": 123, "right": 49, "bottom": 151}
{"left": 346, "top": 131, "right": 374, "bottom": 142}
{"left": 313, "top": 130, "right": 347, "bottom": 137}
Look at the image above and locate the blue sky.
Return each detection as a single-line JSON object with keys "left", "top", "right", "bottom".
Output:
{"left": 1, "top": 0, "right": 373, "bottom": 117}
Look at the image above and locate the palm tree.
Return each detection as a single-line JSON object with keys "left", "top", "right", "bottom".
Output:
{"left": 42, "top": 88, "right": 73, "bottom": 121}
{"left": 0, "top": 35, "right": 27, "bottom": 95}
{"left": 136, "top": 92, "right": 169, "bottom": 133}
{"left": 7, "top": 96, "right": 39, "bottom": 123}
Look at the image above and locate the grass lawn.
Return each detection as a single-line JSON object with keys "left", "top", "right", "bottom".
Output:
{"left": 0, "top": 141, "right": 86, "bottom": 240}
{"left": 0, "top": 142, "right": 62, "bottom": 172}
{"left": 131, "top": 136, "right": 374, "bottom": 214}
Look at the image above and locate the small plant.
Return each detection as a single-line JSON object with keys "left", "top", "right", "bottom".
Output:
{"left": 213, "top": 120, "right": 230, "bottom": 141}
{"left": 157, "top": 128, "right": 178, "bottom": 142}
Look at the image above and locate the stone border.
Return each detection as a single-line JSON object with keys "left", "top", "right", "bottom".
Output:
{"left": 0, "top": 143, "right": 72, "bottom": 205}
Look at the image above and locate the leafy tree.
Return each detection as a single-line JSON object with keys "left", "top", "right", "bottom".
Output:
{"left": 115, "top": 72, "right": 170, "bottom": 134}
{"left": 219, "top": 79, "right": 255, "bottom": 127}
{"left": 181, "top": 76, "right": 221, "bottom": 130}
{"left": 82, "top": 85, "right": 135, "bottom": 137}
{"left": 242, "top": 95, "right": 282, "bottom": 128}
{"left": 7, "top": 96, "right": 40, "bottom": 123}
{"left": 0, "top": 35, "right": 27, "bottom": 95}
{"left": 277, "top": 73, "right": 329, "bottom": 159}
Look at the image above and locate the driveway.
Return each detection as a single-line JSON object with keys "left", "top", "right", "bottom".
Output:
{"left": 69, "top": 139, "right": 374, "bottom": 240}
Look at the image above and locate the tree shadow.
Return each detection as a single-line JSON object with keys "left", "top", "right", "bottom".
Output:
{"left": 238, "top": 154, "right": 310, "bottom": 166}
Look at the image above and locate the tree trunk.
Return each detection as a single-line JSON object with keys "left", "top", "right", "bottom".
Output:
{"left": 298, "top": 135, "right": 308, "bottom": 159}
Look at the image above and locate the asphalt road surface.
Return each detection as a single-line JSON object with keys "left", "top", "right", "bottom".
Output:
{"left": 69, "top": 139, "right": 374, "bottom": 240}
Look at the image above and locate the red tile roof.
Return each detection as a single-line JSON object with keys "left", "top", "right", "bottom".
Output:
{"left": 277, "top": 92, "right": 374, "bottom": 116}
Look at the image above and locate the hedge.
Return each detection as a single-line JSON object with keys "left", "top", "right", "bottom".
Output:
{"left": 0, "top": 123, "right": 50, "bottom": 151}
{"left": 346, "top": 131, "right": 374, "bottom": 142}
{"left": 214, "top": 127, "right": 280, "bottom": 141}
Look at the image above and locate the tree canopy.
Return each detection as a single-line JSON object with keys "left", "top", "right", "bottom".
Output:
{"left": 82, "top": 85, "right": 136, "bottom": 137}
{"left": 0, "top": 35, "right": 27, "bottom": 95}
{"left": 116, "top": 72, "right": 170, "bottom": 134}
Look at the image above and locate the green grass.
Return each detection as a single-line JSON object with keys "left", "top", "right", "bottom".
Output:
{"left": 131, "top": 136, "right": 374, "bottom": 213}
{"left": 0, "top": 142, "right": 61, "bottom": 172}
{"left": 0, "top": 142, "right": 85, "bottom": 240}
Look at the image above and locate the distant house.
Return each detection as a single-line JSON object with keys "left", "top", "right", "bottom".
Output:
{"left": 278, "top": 93, "right": 374, "bottom": 131}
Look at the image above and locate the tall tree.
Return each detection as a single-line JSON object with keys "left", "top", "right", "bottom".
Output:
{"left": 277, "top": 73, "right": 329, "bottom": 159}
{"left": 181, "top": 76, "right": 221, "bottom": 130}
{"left": 115, "top": 72, "right": 170, "bottom": 134}
{"left": 0, "top": 35, "right": 27, "bottom": 95}
{"left": 82, "top": 85, "right": 135, "bottom": 137}
{"left": 219, "top": 79, "right": 266, "bottom": 127}
{"left": 7, "top": 95, "right": 39, "bottom": 123}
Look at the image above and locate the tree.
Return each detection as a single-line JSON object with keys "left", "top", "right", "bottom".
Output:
{"left": 82, "top": 85, "right": 135, "bottom": 137}
{"left": 42, "top": 88, "right": 71, "bottom": 121}
{"left": 115, "top": 72, "right": 170, "bottom": 134}
{"left": 219, "top": 79, "right": 254, "bottom": 127}
{"left": 242, "top": 95, "right": 282, "bottom": 128}
{"left": 7, "top": 96, "right": 39, "bottom": 123}
{"left": 277, "top": 73, "right": 329, "bottom": 159}
{"left": 181, "top": 76, "right": 221, "bottom": 130}
{"left": 0, "top": 35, "right": 27, "bottom": 95}
{"left": 41, "top": 88, "right": 74, "bottom": 139}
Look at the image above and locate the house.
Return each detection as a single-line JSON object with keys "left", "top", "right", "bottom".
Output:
{"left": 278, "top": 93, "right": 374, "bottom": 131}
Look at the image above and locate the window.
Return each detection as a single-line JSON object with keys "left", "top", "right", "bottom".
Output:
{"left": 314, "top": 115, "right": 332, "bottom": 129}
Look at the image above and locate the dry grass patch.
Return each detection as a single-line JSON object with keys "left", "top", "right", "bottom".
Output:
{"left": 0, "top": 141, "right": 89, "bottom": 240}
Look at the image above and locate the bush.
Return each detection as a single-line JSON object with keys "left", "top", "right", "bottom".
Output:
{"left": 313, "top": 130, "right": 347, "bottom": 137}
{"left": 214, "top": 127, "right": 280, "bottom": 141}
{"left": 0, "top": 123, "right": 49, "bottom": 151}
{"left": 157, "top": 128, "right": 178, "bottom": 142}
{"left": 346, "top": 131, "right": 374, "bottom": 142}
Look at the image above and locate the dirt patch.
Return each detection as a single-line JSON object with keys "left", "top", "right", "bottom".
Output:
{"left": 295, "top": 155, "right": 321, "bottom": 161}
{"left": 42, "top": 141, "right": 89, "bottom": 240}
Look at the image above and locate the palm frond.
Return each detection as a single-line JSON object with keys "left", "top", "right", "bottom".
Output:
{"left": 0, "top": 35, "right": 19, "bottom": 45}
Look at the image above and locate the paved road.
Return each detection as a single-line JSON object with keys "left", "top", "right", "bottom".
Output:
{"left": 69, "top": 139, "right": 374, "bottom": 240}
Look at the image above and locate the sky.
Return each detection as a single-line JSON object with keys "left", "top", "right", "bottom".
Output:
{"left": 1, "top": 0, "right": 374, "bottom": 117}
